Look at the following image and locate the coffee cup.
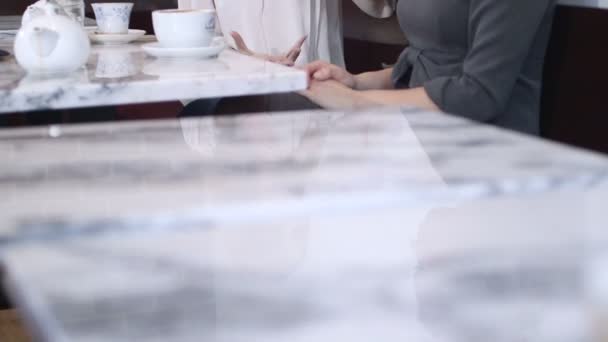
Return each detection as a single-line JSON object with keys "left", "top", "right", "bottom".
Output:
{"left": 92, "top": 3, "right": 134, "bottom": 34}
{"left": 152, "top": 9, "right": 216, "bottom": 48}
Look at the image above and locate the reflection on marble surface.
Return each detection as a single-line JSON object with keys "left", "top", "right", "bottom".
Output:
{"left": 0, "top": 40, "right": 307, "bottom": 113}
{"left": 1, "top": 107, "right": 608, "bottom": 341}
{"left": 143, "top": 58, "right": 229, "bottom": 79}
{"left": 94, "top": 46, "right": 138, "bottom": 79}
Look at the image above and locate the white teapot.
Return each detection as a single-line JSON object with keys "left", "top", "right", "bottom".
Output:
{"left": 15, "top": 0, "right": 90, "bottom": 74}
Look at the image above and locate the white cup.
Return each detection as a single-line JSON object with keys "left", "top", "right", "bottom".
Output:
{"left": 152, "top": 9, "right": 216, "bottom": 48}
{"left": 92, "top": 3, "right": 134, "bottom": 34}
{"left": 178, "top": 0, "right": 214, "bottom": 10}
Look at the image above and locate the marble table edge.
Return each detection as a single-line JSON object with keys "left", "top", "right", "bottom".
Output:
{"left": 0, "top": 48, "right": 309, "bottom": 114}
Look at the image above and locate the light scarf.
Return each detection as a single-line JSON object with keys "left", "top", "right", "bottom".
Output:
{"left": 180, "top": 1, "right": 396, "bottom": 66}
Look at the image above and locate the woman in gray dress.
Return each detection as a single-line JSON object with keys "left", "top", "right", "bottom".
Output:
{"left": 304, "top": 0, "right": 556, "bottom": 134}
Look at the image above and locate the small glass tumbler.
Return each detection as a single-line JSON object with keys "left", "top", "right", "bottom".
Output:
{"left": 56, "top": 0, "right": 85, "bottom": 26}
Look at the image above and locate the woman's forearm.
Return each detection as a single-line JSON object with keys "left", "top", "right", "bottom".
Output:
{"left": 353, "top": 68, "right": 395, "bottom": 91}
{"left": 358, "top": 87, "right": 440, "bottom": 111}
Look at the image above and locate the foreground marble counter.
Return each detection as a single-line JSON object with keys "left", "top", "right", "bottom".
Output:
{"left": 0, "top": 37, "right": 307, "bottom": 113}
{"left": 5, "top": 194, "right": 608, "bottom": 342}
{"left": 1, "top": 107, "right": 608, "bottom": 341}
{"left": 1, "top": 107, "right": 607, "bottom": 241}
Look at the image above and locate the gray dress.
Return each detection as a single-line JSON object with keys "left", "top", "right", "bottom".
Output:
{"left": 392, "top": 0, "right": 556, "bottom": 134}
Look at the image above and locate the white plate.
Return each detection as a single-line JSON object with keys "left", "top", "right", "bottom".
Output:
{"left": 141, "top": 39, "right": 225, "bottom": 59}
{"left": 89, "top": 29, "right": 146, "bottom": 45}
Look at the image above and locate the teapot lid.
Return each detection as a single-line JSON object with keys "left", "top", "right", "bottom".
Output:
{"left": 27, "top": 0, "right": 68, "bottom": 16}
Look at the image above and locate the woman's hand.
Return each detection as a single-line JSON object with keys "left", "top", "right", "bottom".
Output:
{"left": 304, "top": 61, "right": 357, "bottom": 89}
{"left": 230, "top": 31, "right": 306, "bottom": 66}
{"left": 300, "top": 80, "right": 377, "bottom": 110}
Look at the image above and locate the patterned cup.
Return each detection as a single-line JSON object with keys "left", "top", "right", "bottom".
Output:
{"left": 92, "top": 3, "right": 134, "bottom": 34}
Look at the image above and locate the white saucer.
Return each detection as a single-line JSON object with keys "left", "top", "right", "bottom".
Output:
{"left": 142, "top": 39, "right": 225, "bottom": 59}
{"left": 89, "top": 29, "right": 146, "bottom": 45}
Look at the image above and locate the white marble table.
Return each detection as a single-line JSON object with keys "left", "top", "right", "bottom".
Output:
{"left": 0, "top": 37, "right": 307, "bottom": 114}
{"left": 1, "top": 107, "right": 608, "bottom": 341}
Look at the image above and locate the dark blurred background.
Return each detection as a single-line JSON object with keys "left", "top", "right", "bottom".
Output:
{"left": 0, "top": 0, "right": 176, "bottom": 32}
